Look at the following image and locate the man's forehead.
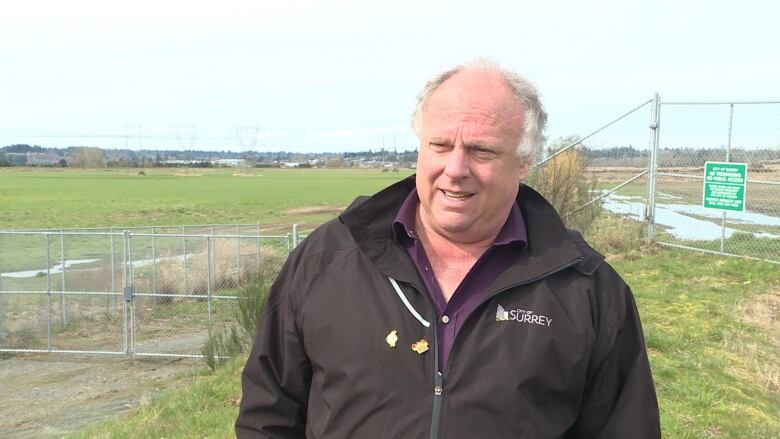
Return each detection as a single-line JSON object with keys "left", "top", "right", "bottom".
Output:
{"left": 421, "top": 73, "right": 524, "bottom": 140}
{"left": 423, "top": 69, "right": 523, "bottom": 123}
{"left": 423, "top": 106, "right": 523, "bottom": 126}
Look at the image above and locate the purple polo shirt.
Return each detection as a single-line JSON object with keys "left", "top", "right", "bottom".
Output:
{"left": 392, "top": 189, "right": 527, "bottom": 371}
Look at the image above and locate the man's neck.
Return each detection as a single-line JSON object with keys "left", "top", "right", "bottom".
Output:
{"left": 415, "top": 207, "right": 502, "bottom": 301}
{"left": 414, "top": 205, "right": 502, "bottom": 256}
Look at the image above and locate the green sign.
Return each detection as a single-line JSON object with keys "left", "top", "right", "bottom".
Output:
{"left": 703, "top": 162, "right": 747, "bottom": 212}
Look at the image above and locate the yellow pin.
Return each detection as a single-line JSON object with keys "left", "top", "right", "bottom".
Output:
{"left": 386, "top": 330, "right": 399, "bottom": 348}
{"left": 411, "top": 338, "right": 429, "bottom": 355}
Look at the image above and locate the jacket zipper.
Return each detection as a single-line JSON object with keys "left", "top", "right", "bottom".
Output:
{"left": 392, "top": 280, "right": 444, "bottom": 439}
{"left": 417, "top": 255, "right": 584, "bottom": 439}
{"left": 429, "top": 321, "right": 442, "bottom": 439}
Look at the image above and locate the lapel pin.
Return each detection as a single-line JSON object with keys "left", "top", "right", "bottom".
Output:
{"left": 386, "top": 330, "right": 399, "bottom": 348}
{"left": 411, "top": 338, "right": 429, "bottom": 355}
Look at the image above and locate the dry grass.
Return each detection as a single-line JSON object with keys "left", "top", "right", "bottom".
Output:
{"left": 742, "top": 291, "right": 780, "bottom": 333}
{"left": 738, "top": 291, "right": 780, "bottom": 392}
{"left": 584, "top": 214, "right": 651, "bottom": 260}
{"left": 147, "top": 240, "right": 284, "bottom": 297}
{"left": 283, "top": 205, "right": 344, "bottom": 216}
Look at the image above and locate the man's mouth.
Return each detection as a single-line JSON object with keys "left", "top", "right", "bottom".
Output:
{"left": 441, "top": 190, "right": 474, "bottom": 200}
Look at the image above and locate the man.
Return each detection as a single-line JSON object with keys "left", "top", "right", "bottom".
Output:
{"left": 237, "top": 61, "right": 660, "bottom": 438}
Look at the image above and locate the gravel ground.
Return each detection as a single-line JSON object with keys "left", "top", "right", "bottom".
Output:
{"left": 0, "top": 350, "right": 204, "bottom": 438}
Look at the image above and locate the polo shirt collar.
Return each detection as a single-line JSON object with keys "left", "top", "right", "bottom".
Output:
{"left": 391, "top": 188, "right": 527, "bottom": 248}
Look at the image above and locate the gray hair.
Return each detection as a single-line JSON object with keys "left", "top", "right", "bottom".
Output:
{"left": 411, "top": 59, "right": 547, "bottom": 162}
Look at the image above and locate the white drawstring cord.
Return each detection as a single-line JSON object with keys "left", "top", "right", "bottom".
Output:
{"left": 388, "top": 277, "right": 430, "bottom": 328}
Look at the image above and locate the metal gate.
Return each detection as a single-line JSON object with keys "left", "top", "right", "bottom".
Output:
{"left": 0, "top": 224, "right": 299, "bottom": 358}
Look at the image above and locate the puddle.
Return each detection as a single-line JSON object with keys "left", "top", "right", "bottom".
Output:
{"left": 602, "top": 194, "right": 780, "bottom": 241}
{"left": 0, "top": 253, "right": 204, "bottom": 279}
{"left": 1, "top": 259, "right": 101, "bottom": 279}
{"left": 129, "top": 253, "right": 197, "bottom": 269}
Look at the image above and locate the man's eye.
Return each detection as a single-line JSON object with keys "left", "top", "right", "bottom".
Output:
{"left": 473, "top": 148, "right": 497, "bottom": 159}
{"left": 430, "top": 143, "right": 450, "bottom": 152}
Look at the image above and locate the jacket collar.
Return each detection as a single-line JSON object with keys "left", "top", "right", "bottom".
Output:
{"left": 339, "top": 175, "right": 601, "bottom": 290}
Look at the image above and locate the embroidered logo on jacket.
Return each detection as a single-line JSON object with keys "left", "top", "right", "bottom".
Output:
{"left": 496, "top": 304, "right": 552, "bottom": 327}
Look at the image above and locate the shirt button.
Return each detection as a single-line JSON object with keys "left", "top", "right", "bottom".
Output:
{"left": 441, "top": 315, "right": 450, "bottom": 324}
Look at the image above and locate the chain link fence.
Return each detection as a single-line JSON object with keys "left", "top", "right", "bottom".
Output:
{"left": 528, "top": 99, "right": 655, "bottom": 253}
{"left": 529, "top": 97, "right": 779, "bottom": 264}
{"left": 651, "top": 102, "right": 780, "bottom": 262}
{"left": 0, "top": 225, "right": 300, "bottom": 358}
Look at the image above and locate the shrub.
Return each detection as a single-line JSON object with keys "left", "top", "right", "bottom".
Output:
{"left": 201, "top": 326, "right": 243, "bottom": 371}
{"left": 527, "top": 146, "right": 602, "bottom": 233}
{"left": 235, "top": 270, "right": 274, "bottom": 344}
{"left": 200, "top": 267, "right": 274, "bottom": 370}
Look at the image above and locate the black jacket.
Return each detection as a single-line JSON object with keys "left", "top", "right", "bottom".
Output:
{"left": 237, "top": 176, "right": 660, "bottom": 438}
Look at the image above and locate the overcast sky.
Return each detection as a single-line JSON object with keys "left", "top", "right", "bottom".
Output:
{"left": 1, "top": 0, "right": 778, "bottom": 152}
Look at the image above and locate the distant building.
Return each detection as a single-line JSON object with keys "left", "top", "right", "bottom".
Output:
{"left": 26, "top": 152, "right": 62, "bottom": 166}
{"left": 164, "top": 159, "right": 204, "bottom": 165}
{"left": 4, "top": 153, "right": 28, "bottom": 165}
{"left": 0, "top": 152, "right": 60, "bottom": 166}
{"left": 212, "top": 158, "right": 246, "bottom": 167}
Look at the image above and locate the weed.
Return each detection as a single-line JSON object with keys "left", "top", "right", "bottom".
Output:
{"left": 528, "top": 147, "right": 602, "bottom": 233}
{"left": 4, "top": 324, "right": 43, "bottom": 349}
{"left": 200, "top": 263, "right": 276, "bottom": 370}
{"left": 585, "top": 213, "right": 649, "bottom": 258}
{"left": 201, "top": 327, "right": 243, "bottom": 371}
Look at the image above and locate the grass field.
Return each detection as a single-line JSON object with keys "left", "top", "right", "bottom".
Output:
{"left": 0, "top": 167, "right": 414, "bottom": 282}
{"left": 0, "top": 167, "right": 414, "bottom": 230}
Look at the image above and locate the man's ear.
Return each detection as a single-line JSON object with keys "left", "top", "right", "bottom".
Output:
{"left": 517, "top": 160, "right": 531, "bottom": 182}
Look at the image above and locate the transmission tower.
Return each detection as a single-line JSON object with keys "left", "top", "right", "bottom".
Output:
{"left": 236, "top": 126, "right": 260, "bottom": 168}
{"left": 176, "top": 124, "right": 198, "bottom": 149}
{"left": 175, "top": 124, "right": 198, "bottom": 162}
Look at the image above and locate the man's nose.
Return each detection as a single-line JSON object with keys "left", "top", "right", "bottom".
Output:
{"left": 444, "top": 147, "right": 470, "bottom": 179}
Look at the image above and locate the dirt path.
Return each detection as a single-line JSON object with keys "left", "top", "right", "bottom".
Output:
{"left": 0, "top": 352, "right": 204, "bottom": 438}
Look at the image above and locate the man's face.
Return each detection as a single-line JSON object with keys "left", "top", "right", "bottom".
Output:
{"left": 415, "top": 69, "right": 529, "bottom": 244}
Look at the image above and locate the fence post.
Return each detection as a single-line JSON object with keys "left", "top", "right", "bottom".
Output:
{"left": 292, "top": 224, "right": 299, "bottom": 249}
{"left": 60, "top": 230, "right": 67, "bottom": 327}
{"left": 646, "top": 93, "right": 661, "bottom": 243}
{"left": 110, "top": 228, "right": 116, "bottom": 318}
{"left": 128, "top": 230, "right": 136, "bottom": 356}
{"left": 206, "top": 236, "right": 212, "bottom": 339}
{"left": 152, "top": 226, "right": 157, "bottom": 295}
{"left": 210, "top": 226, "right": 215, "bottom": 289}
{"left": 182, "top": 226, "right": 188, "bottom": 293}
{"left": 46, "top": 234, "right": 52, "bottom": 351}
{"left": 256, "top": 223, "right": 261, "bottom": 272}
{"left": 122, "top": 230, "right": 129, "bottom": 355}
{"left": 721, "top": 103, "right": 735, "bottom": 255}
{"left": 236, "top": 225, "right": 241, "bottom": 285}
